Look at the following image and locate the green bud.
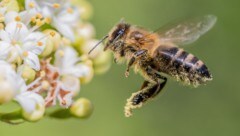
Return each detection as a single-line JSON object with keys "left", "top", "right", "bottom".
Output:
{"left": 18, "top": 65, "right": 36, "bottom": 84}
{"left": 70, "top": 98, "right": 93, "bottom": 118}
{"left": 21, "top": 104, "right": 45, "bottom": 122}
{"left": 81, "top": 39, "right": 103, "bottom": 59}
{"left": 0, "top": 80, "right": 15, "bottom": 104}
{"left": 42, "top": 29, "right": 62, "bottom": 55}
{"left": 80, "top": 64, "right": 94, "bottom": 84}
{"left": 93, "top": 52, "right": 112, "bottom": 74}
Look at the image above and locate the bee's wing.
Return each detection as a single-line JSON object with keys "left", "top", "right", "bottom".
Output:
{"left": 156, "top": 15, "right": 217, "bottom": 45}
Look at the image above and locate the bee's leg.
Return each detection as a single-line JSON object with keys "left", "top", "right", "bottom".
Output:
{"left": 125, "top": 49, "right": 147, "bottom": 77}
{"left": 124, "top": 66, "right": 167, "bottom": 117}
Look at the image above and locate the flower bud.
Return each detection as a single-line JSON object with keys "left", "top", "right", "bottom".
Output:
{"left": 93, "top": 52, "right": 112, "bottom": 74}
{"left": 18, "top": 65, "right": 36, "bottom": 84}
{"left": 80, "top": 39, "right": 103, "bottom": 59}
{"left": 22, "top": 104, "right": 45, "bottom": 122}
{"left": 0, "top": 80, "right": 15, "bottom": 104}
{"left": 70, "top": 98, "right": 93, "bottom": 118}
{"left": 79, "top": 62, "right": 94, "bottom": 84}
{"left": 41, "top": 29, "right": 61, "bottom": 57}
{"left": 15, "top": 92, "right": 45, "bottom": 122}
{"left": 77, "top": 23, "right": 95, "bottom": 40}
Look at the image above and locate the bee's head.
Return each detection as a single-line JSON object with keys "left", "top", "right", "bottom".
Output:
{"left": 107, "top": 20, "right": 130, "bottom": 45}
{"left": 88, "top": 19, "right": 130, "bottom": 54}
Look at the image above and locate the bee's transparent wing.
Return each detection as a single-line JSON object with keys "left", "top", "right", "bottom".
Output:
{"left": 156, "top": 15, "right": 217, "bottom": 45}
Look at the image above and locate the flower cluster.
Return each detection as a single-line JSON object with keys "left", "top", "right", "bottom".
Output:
{"left": 0, "top": 0, "right": 110, "bottom": 123}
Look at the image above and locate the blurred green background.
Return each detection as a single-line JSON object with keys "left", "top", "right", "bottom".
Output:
{"left": 1, "top": 0, "right": 240, "bottom": 136}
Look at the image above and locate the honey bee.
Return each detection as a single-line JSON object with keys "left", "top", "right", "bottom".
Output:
{"left": 89, "top": 15, "right": 217, "bottom": 117}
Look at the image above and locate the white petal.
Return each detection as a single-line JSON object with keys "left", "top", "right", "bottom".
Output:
{"left": 7, "top": 47, "right": 20, "bottom": 63}
{"left": 22, "top": 32, "right": 46, "bottom": 55}
{"left": 57, "top": 7, "right": 79, "bottom": 23}
{"left": 15, "top": 92, "right": 44, "bottom": 113}
{"left": 0, "top": 30, "right": 11, "bottom": 42}
{"left": 52, "top": 18, "right": 75, "bottom": 41}
{"left": 24, "top": 52, "right": 40, "bottom": 71}
{"left": 61, "top": 75, "right": 80, "bottom": 95}
{"left": 41, "top": 6, "right": 53, "bottom": 18}
{"left": 0, "top": 7, "right": 7, "bottom": 15}
{"left": 54, "top": 46, "right": 78, "bottom": 69}
{"left": 0, "top": 41, "right": 11, "bottom": 60}
{"left": 5, "top": 22, "right": 29, "bottom": 41}
{"left": 19, "top": 10, "right": 38, "bottom": 24}
{"left": 4, "top": 11, "right": 18, "bottom": 24}
{"left": 62, "top": 64, "right": 90, "bottom": 78}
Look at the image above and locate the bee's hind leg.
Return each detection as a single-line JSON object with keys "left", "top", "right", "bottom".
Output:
{"left": 124, "top": 68, "right": 167, "bottom": 117}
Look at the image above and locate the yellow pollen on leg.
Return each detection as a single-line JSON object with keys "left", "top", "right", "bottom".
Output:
{"left": 15, "top": 16, "right": 21, "bottom": 22}
{"left": 52, "top": 3, "right": 60, "bottom": 8}
{"left": 22, "top": 51, "right": 29, "bottom": 57}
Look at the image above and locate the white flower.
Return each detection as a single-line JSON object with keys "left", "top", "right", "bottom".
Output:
{"left": 0, "top": 21, "right": 46, "bottom": 70}
{"left": 15, "top": 91, "right": 45, "bottom": 121}
{"left": 25, "top": 0, "right": 80, "bottom": 41}
{"left": 0, "top": 60, "right": 19, "bottom": 104}
{"left": 54, "top": 46, "right": 91, "bottom": 100}
{"left": 0, "top": 61, "right": 44, "bottom": 117}
{"left": 55, "top": 46, "right": 90, "bottom": 78}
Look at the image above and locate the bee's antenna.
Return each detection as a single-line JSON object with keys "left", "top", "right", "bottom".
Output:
{"left": 88, "top": 35, "right": 109, "bottom": 54}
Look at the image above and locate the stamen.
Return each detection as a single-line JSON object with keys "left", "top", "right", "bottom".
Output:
{"left": 31, "top": 17, "right": 36, "bottom": 23}
{"left": 36, "top": 19, "right": 44, "bottom": 27}
{"left": 36, "top": 13, "right": 43, "bottom": 19}
{"left": 22, "top": 51, "right": 28, "bottom": 57}
{"left": 28, "top": 2, "right": 35, "bottom": 8}
{"left": 58, "top": 50, "right": 64, "bottom": 57}
{"left": 0, "top": 23, "right": 4, "bottom": 30}
{"left": 16, "top": 23, "right": 22, "bottom": 28}
{"left": 44, "top": 17, "right": 52, "bottom": 24}
{"left": 40, "top": 71, "right": 46, "bottom": 77}
{"left": 37, "top": 41, "right": 43, "bottom": 46}
{"left": 49, "top": 31, "right": 56, "bottom": 37}
{"left": 0, "top": 13, "right": 4, "bottom": 22}
{"left": 52, "top": 3, "right": 60, "bottom": 8}
{"left": 67, "top": 8, "right": 73, "bottom": 14}
{"left": 41, "top": 80, "right": 50, "bottom": 90}
{"left": 15, "top": 16, "right": 21, "bottom": 22}
{"left": 11, "top": 39, "right": 17, "bottom": 45}
{"left": 30, "top": 20, "right": 45, "bottom": 32}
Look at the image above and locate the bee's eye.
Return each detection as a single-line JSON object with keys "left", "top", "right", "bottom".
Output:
{"left": 117, "top": 29, "right": 125, "bottom": 36}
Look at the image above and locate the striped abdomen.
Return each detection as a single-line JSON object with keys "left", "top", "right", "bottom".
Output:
{"left": 153, "top": 46, "right": 212, "bottom": 86}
